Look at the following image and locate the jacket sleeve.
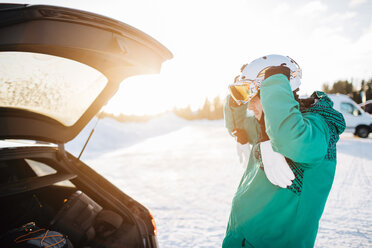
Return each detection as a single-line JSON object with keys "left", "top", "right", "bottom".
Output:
{"left": 224, "top": 95, "right": 260, "bottom": 144}
{"left": 260, "top": 74, "right": 330, "bottom": 164}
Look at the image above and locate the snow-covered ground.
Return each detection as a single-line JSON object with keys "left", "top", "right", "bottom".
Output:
{"left": 67, "top": 114, "right": 372, "bottom": 248}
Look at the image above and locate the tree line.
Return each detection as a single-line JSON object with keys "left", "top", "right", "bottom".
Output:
{"left": 99, "top": 77, "right": 372, "bottom": 123}
{"left": 98, "top": 96, "right": 225, "bottom": 122}
{"left": 173, "top": 96, "right": 224, "bottom": 120}
{"left": 322, "top": 77, "right": 372, "bottom": 104}
{"left": 176, "top": 76, "right": 372, "bottom": 120}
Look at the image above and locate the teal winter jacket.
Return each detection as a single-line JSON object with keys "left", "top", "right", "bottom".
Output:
{"left": 223, "top": 74, "right": 345, "bottom": 248}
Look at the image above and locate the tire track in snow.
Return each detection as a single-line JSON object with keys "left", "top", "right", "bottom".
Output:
{"left": 315, "top": 134, "right": 372, "bottom": 248}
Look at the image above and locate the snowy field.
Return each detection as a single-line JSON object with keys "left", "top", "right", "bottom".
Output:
{"left": 67, "top": 114, "right": 372, "bottom": 248}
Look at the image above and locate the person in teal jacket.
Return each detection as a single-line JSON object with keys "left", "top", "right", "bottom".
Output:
{"left": 223, "top": 55, "right": 345, "bottom": 248}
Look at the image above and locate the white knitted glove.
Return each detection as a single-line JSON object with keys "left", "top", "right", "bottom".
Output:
{"left": 236, "top": 142, "right": 250, "bottom": 167}
{"left": 260, "top": 141, "right": 295, "bottom": 188}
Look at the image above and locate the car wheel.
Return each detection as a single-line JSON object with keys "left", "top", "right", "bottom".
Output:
{"left": 356, "top": 126, "right": 369, "bottom": 138}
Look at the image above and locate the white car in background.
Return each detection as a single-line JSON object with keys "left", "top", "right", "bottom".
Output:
{"left": 328, "top": 94, "right": 372, "bottom": 138}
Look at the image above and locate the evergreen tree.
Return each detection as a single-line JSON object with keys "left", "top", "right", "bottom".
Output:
{"left": 212, "top": 96, "right": 224, "bottom": 119}
{"left": 322, "top": 78, "right": 371, "bottom": 104}
{"left": 365, "top": 79, "right": 372, "bottom": 101}
{"left": 322, "top": 83, "right": 331, "bottom": 93}
{"left": 330, "top": 80, "right": 353, "bottom": 95}
{"left": 198, "top": 98, "right": 212, "bottom": 119}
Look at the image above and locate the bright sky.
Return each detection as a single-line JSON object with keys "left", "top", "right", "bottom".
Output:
{"left": 4, "top": 0, "right": 372, "bottom": 115}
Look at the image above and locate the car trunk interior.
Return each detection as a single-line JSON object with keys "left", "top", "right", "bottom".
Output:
{"left": 0, "top": 156, "right": 144, "bottom": 248}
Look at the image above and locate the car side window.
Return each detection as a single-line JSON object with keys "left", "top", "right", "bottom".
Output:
{"left": 25, "top": 159, "right": 56, "bottom": 176}
{"left": 25, "top": 159, "right": 75, "bottom": 187}
{"left": 340, "top": 102, "right": 361, "bottom": 116}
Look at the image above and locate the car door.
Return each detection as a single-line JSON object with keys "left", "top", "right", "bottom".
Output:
{"left": 339, "top": 101, "right": 362, "bottom": 130}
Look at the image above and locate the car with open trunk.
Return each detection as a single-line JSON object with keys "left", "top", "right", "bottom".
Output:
{"left": 0, "top": 3, "right": 172, "bottom": 247}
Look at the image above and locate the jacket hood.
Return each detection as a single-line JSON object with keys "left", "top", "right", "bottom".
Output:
{"left": 302, "top": 91, "right": 346, "bottom": 135}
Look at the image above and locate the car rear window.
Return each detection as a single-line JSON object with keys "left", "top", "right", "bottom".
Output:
{"left": 0, "top": 51, "right": 108, "bottom": 126}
